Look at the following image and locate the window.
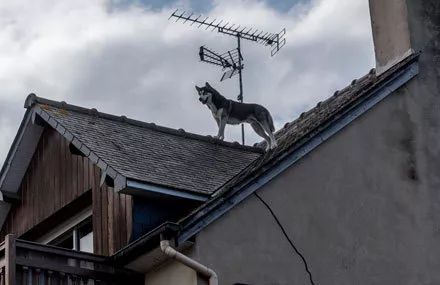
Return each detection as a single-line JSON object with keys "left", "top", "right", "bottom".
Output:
{"left": 36, "top": 207, "right": 93, "bottom": 253}
{"left": 48, "top": 217, "right": 93, "bottom": 253}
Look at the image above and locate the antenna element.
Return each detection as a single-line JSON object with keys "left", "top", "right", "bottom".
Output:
{"left": 169, "top": 9, "right": 286, "bottom": 144}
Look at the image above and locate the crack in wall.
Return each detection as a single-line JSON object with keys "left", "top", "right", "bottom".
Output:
{"left": 254, "top": 192, "right": 316, "bottom": 285}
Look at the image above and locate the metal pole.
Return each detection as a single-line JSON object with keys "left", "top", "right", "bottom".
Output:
{"left": 237, "top": 35, "right": 245, "bottom": 145}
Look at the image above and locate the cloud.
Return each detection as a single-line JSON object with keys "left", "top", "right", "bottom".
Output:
{"left": 0, "top": 0, "right": 374, "bottom": 165}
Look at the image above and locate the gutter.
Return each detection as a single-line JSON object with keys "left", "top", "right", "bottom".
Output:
{"left": 112, "top": 222, "right": 180, "bottom": 266}
{"left": 124, "top": 179, "right": 209, "bottom": 202}
{"left": 160, "top": 239, "right": 218, "bottom": 285}
{"left": 112, "top": 223, "right": 219, "bottom": 284}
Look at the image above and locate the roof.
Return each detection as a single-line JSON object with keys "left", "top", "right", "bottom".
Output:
{"left": 112, "top": 53, "right": 420, "bottom": 261}
{"left": 0, "top": 51, "right": 419, "bottom": 264}
{"left": 0, "top": 96, "right": 262, "bottom": 199}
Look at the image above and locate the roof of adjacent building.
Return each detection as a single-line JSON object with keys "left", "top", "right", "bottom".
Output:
{"left": 219, "top": 53, "right": 419, "bottom": 197}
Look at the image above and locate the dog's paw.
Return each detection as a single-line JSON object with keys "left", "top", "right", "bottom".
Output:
{"left": 214, "top": 135, "right": 224, "bottom": 141}
{"left": 264, "top": 142, "right": 277, "bottom": 152}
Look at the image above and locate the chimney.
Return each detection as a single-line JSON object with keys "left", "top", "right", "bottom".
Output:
{"left": 368, "top": 0, "right": 414, "bottom": 74}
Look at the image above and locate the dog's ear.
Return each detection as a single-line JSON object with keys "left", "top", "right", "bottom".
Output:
{"left": 195, "top": 85, "right": 201, "bottom": 92}
{"left": 205, "top": 82, "right": 211, "bottom": 88}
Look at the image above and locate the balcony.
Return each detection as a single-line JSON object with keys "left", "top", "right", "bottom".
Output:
{"left": 0, "top": 235, "right": 143, "bottom": 285}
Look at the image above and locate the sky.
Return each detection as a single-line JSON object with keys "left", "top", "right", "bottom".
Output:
{"left": 0, "top": 0, "right": 374, "bottom": 165}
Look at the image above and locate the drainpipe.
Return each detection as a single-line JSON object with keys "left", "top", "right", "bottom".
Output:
{"left": 160, "top": 240, "right": 218, "bottom": 285}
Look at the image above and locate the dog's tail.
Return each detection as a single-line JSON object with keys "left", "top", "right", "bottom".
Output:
{"left": 267, "top": 111, "right": 275, "bottom": 132}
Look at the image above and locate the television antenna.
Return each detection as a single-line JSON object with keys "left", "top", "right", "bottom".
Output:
{"left": 169, "top": 9, "right": 286, "bottom": 145}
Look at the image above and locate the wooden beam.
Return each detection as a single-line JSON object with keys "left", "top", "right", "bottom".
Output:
{"left": 5, "top": 234, "right": 16, "bottom": 285}
{"left": 100, "top": 171, "right": 114, "bottom": 188}
{"left": 16, "top": 257, "right": 116, "bottom": 281}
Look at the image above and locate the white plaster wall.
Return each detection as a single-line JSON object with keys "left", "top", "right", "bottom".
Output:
{"left": 145, "top": 260, "right": 197, "bottom": 285}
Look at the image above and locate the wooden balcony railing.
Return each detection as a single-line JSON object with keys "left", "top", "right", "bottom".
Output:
{"left": 0, "top": 235, "right": 143, "bottom": 285}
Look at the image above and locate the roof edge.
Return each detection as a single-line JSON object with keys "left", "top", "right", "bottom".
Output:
{"left": 0, "top": 109, "right": 41, "bottom": 194}
{"left": 32, "top": 105, "right": 127, "bottom": 191}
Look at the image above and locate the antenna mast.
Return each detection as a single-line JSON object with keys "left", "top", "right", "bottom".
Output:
{"left": 169, "top": 9, "right": 286, "bottom": 145}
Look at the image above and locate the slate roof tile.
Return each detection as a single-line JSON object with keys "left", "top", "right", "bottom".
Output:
{"left": 33, "top": 99, "right": 262, "bottom": 195}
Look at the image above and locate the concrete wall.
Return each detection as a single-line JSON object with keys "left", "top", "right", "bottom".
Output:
{"left": 369, "top": 0, "right": 412, "bottom": 74}
{"left": 190, "top": 86, "right": 433, "bottom": 285}
{"left": 184, "top": 1, "right": 440, "bottom": 284}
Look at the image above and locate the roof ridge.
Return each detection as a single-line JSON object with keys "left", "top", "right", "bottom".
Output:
{"left": 257, "top": 52, "right": 419, "bottom": 148}
{"left": 24, "top": 94, "right": 263, "bottom": 154}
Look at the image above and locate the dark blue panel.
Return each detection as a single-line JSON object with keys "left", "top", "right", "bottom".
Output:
{"left": 132, "top": 197, "right": 199, "bottom": 241}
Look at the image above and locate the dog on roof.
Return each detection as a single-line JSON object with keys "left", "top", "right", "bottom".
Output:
{"left": 195, "top": 82, "right": 277, "bottom": 151}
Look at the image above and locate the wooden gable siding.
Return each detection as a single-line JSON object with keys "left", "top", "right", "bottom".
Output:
{"left": 94, "top": 183, "right": 133, "bottom": 255}
{"left": 0, "top": 127, "right": 132, "bottom": 256}
{"left": 0, "top": 127, "right": 93, "bottom": 239}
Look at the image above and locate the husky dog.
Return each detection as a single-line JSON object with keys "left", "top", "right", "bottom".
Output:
{"left": 195, "top": 82, "right": 277, "bottom": 151}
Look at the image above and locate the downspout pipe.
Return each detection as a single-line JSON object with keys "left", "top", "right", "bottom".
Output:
{"left": 160, "top": 240, "right": 218, "bottom": 285}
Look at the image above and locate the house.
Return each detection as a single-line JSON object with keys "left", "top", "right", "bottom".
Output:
{"left": 0, "top": 0, "right": 438, "bottom": 284}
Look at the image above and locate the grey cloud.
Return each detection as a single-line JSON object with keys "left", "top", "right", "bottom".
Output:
{"left": 0, "top": 0, "right": 374, "bottom": 165}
